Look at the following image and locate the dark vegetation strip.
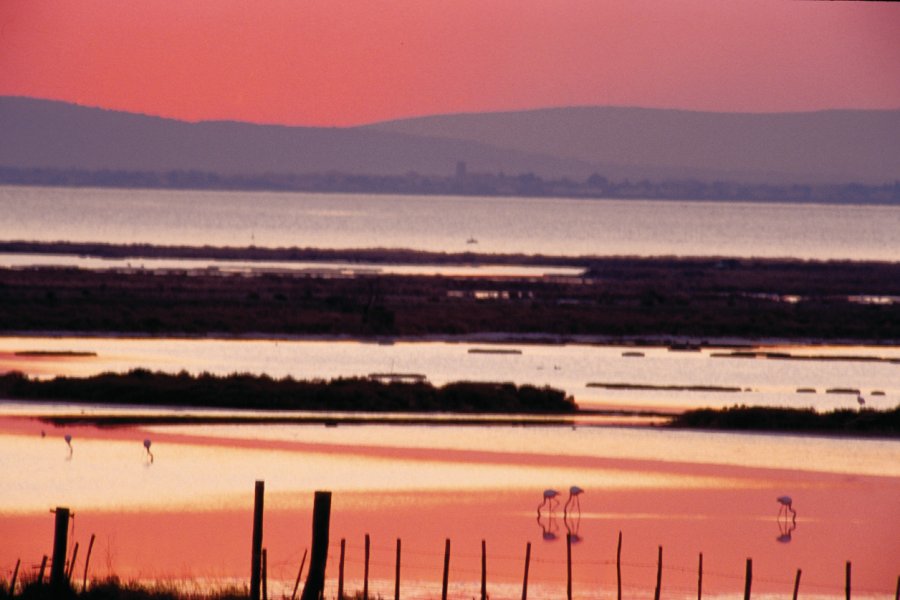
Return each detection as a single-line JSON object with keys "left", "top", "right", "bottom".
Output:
{"left": 670, "top": 405, "right": 900, "bottom": 437}
{"left": 2, "top": 256, "right": 900, "bottom": 340}
{"left": 586, "top": 382, "right": 744, "bottom": 392}
{"left": 0, "top": 370, "right": 577, "bottom": 414}
{"left": 0, "top": 240, "right": 590, "bottom": 267}
{"left": 0, "top": 577, "right": 246, "bottom": 600}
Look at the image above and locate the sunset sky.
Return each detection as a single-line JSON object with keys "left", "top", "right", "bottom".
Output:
{"left": 1, "top": 0, "right": 899, "bottom": 127}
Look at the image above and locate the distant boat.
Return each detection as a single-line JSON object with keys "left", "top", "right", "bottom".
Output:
{"left": 466, "top": 237, "right": 478, "bottom": 244}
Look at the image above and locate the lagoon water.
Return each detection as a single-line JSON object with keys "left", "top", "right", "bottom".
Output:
{"left": 2, "top": 336, "right": 898, "bottom": 413}
{"left": 2, "top": 185, "right": 899, "bottom": 598}
{"left": 2, "top": 185, "right": 900, "bottom": 260}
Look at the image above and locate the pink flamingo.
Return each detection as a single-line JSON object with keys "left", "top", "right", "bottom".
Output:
{"left": 537, "top": 489, "right": 560, "bottom": 516}
{"left": 563, "top": 486, "right": 583, "bottom": 519}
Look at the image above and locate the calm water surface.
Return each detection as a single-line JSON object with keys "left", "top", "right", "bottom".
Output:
{"left": 2, "top": 336, "right": 897, "bottom": 412}
{"left": 3, "top": 186, "right": 899, "bottom": 260}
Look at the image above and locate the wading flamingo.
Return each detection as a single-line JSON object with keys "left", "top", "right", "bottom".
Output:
{"left": 537, "top": 489, "right": 560, "bottom": 516}
{"left": 564, "top": 486, "right": 583, "bottom": 519}
{"left": 143, "top": 438, "right": 154, "bottom": 463}
{"left": 777, "top": 496, "right": 797, "bottom": 523}
{"left": 64, "top": 434, "right": 73, "bottom": 458}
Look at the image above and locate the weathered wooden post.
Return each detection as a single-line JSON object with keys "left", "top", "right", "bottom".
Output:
{"left": 616, "top": 532, "right": 622, "bottom": 600}
{"left": 262, "top": 548, "right": 268, "bottom": 600}
{"left": 481, "top": 539, "right": 487, "bottom": 600}
{"left": 9, "top": 559, "right": 19, "bottom": 598}
{"left": 37, "top": 556, "right": 48, "bottom": 586}
{"left": 251, "top": 481, "right": 265, "bottom": 600}
{"left": 566, "top": 533, "right": 573, "bottom": 600}
{"left": 653, "top": 546, "right": 663, "bottom": 600}
{"left": 66, "top": 542, "right": 80, "bottom": 581}
{"left": 793, "top": 569, "right": 802, "bottom": 600}
{"left": 698, "top": 553, "right": 703, "bottom": 600}
{"left": 50, "top": 507, "right": 70, "bottom": 590}
{"left": 291, "top": 548, "right": 308, "bottom": 600}
{"left": 441, "top": 539, "right": 451, "bottom": 600}
{"left": 845, "top": 561, "right": 851, "bottom": 600}
{"left": 521, "top": 542, "right": 531, "bottom": 600}
{"left": 394, "top": 538, "right": 401, "bottom": 600}
{"left": 337, "top": 541, "right": 345, "bottom": 600}
{"left": 82, "top": 533, "right": 96, "bottom": 592}
{"left": 300, "top": 491, "right": 332, "bottom": 600}
{"left": 744, "top": 558, "right": 752, "bottom": 600}
{"left": 364, "top": 533, "right": 371, "bottom": 600}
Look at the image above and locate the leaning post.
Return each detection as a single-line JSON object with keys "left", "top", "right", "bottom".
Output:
{"left": 300, "top": 491, "right": 332, "bottom": 600}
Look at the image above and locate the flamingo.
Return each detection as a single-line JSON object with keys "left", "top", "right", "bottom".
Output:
{"left": 777, "top": 496, "right": 796, "bottom": 523}
{"left": 857, "top": 394, "right": 866, "bottom": 407}
{"left": 64, "top": 434, "right": 73, "bottom": 458}
{"left": 143, "top": 438, "right": 154, "bottom": 463}
{"left": 537, "top": 489, "right": 560, "bottom": 516}
{"left": 564, "top": 486, "right": 583, "bottom": 519}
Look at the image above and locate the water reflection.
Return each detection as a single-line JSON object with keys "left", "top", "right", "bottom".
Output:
{"left": 536, "top": 511, "right": 559, "bottom": 542}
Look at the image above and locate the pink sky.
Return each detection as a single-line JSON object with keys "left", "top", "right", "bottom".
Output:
{"left": 1, "top": 0, "right": 899, "bottom": 127}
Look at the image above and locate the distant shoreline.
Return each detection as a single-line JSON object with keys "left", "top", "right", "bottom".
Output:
{"left": 2, "top": 171, "right": 899, "bottom": 205}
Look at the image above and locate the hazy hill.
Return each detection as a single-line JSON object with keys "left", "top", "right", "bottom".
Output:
{"left": 2, "top": 96, "right": 898, "bottom": 184}
{"left": 0, "top": 96, "right": 595, "bottom": 178}
{"left": 368, "top": 106, "right": 900, "bottom": 184}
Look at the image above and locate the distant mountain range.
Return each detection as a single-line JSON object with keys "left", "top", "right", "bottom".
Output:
{"left": 2, "top": 96, "right": 898, "bottom": 185}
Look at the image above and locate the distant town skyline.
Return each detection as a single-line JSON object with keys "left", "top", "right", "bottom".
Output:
{"left": 2, "top": 0, "right": 899, "bottom": 127}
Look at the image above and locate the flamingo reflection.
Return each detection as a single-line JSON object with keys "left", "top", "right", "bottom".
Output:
{"left": 536, "top": 511, "right": 559, "bottom": 541}
{"left": 776, "top": 517, "right": 797, "bottom": 543}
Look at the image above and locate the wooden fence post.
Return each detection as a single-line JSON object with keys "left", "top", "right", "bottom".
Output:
{"left": 441, "top": 539, "right": 451, "bottom": 600}
{"left": 698, "top": 553, "right": 703, "bottom": 600}
{"left": 521, "top": 542, "right": 531, "bottom": 600}
{"left": 37, "top": 556, "right": 48, "bottom": 586}
{"left": 744, "top": 558, "right": 752, "bottom": 600}
{"left": 481, "top": 540, "right": 487, "bottom": 600}
{"left": 337, "top": 541, "right": 345, "bottom": 600}
{"left": 50, "top": 507, "right": 70, "bottom": 590}
{"left": 261, "top": 549, "right": 268, "bottom": 600}
{"left": 653, "top": 546, "right": 662, "bottom": 600}
{"left": 566, "top": 533, "right": 573, "bottom": 600}
{"left": 291, "top": 548, "right": 308, "bottom": 600}
{"left": 616, "top": 532, "right": 622, "bottom": 600}
{"left": 793, "top": 569, "right": 802, "bottom": 600}
{"left": 82, "top": 533, "right": 96, "bottom": 592}
{"left": 66, "top": 542, "right": 79, "bottom": 581}
{"left": 846, "top": 561, "right": 851, "bottom": 600}
{"left": 300, "top": 491, "right": 332, "bottom": 600}
{"left": 364, "top": 533, "right": 370, "bottom": 600}
{"left": 395, "top": 538, "right": 401, "bottom": 600}
{"left": 250, "top": 481, "right": 265, "bottom": 600}
{"left": 9, "top": 559, "right": 19, "bottom": 598}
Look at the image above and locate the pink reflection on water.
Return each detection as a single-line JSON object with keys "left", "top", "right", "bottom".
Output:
{"left": 1, "top": 417, "right": 898, "bottom": 598}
